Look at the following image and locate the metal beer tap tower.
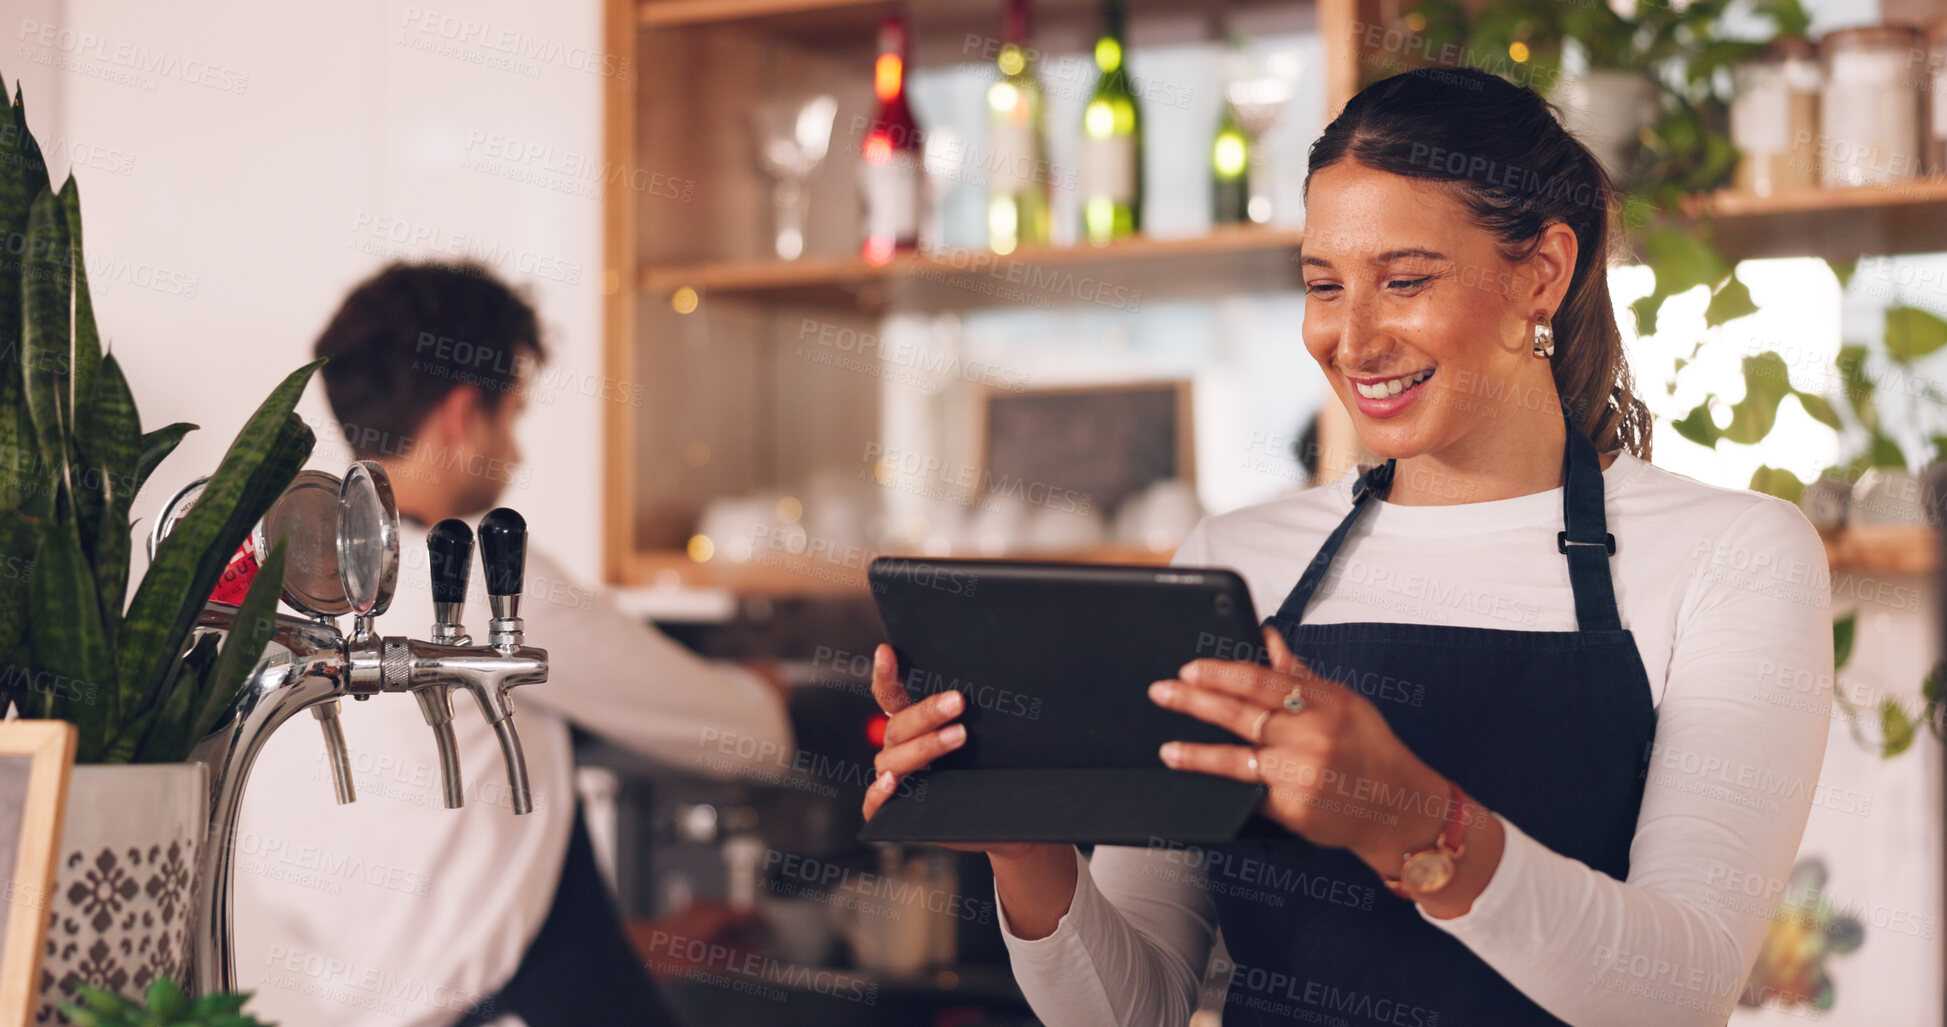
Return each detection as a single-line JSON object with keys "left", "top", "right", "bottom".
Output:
{"left": 172, "top": 461, "right": 548, "bottom": 994}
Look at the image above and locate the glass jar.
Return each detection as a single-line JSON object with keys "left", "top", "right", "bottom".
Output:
{"left": 1732, "top": 37, "right": 1821, "bottom": 195}
{"left": 1818, "top": 25, "right": 1927, "bottom": 187}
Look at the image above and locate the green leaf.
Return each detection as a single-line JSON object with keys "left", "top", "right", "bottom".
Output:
{"left": 116, "top": 361, "right": 321, "bottom": 720}
{"left": 186, "top": 539, "right": 286, "bottom": 753}
{"left": 0, "top": 511, "right": 31, "bottom": 677}
{"left": 1672, "top": 403, "right": 1721, "bottom": 447}
{"left": 57, "top": 177, "right": 100, "bottom": 428}
{"left": 146, "top": 975, "right": 187, "bottom": 1019}
{"left": 21, "top": 188, "right": 74, "bottom": 506}
{"left": 131, "top": 635, "right": 213, "bottom": 764}
{"left": 1722, "top": 351, "right": 1794, "bottom": 445}
{"left": 1796, "top": 392, "right": 1842, "bottom": 430}
{"left": 136, "top": 422, "right": 197, "bottom": 496}
{"left": 0, "top": 82, "right": 51, "bottom": 461}
{"left": 1834, "top": 612, "right": 1856, "bottom": 670}
{"left": 1749, "top": 465, "right": 1804, "bottom": 504}
{"left": 1753, "top": 0, "right": 1813, "bottom": 37}
{"left": 28, "top": 512, "right": 115, "bottom": 756}
{"left": 78, "top": 354, "right": 141, "bottom": 636}
{"left": 75, "top": 982, "right": 137, "bottom": 1015}
{"left": 1704, "top": 274, "right": 1758, "bottom": 327}
{"left": 1643, "top": 227, "right": 1729, "bottom": 296}
{"left": 1835, "top": 344, "right": 1875, "bottom": 411}
{"left": 1629, "top": 293, "right": 1662, "bottom": 338}
{"left": 190, "top": 992, "right": 252, "bottom": 1016}
{"left": 1867, "top": 431, "right": 1907, "bottom": 470}
{"left": 1884, "top": 306, "right": 1947, "bottom": 362}
{"left": 1881, "top": 699, "right": 1916, "bottom": 758}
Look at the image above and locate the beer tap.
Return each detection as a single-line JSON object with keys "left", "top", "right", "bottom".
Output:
{"left": 385, "top": 510, "right": 545, "bottom": 814}
{"left": 414, "top": 519, "right": 474, "bottom": 809}
{"left": 176, "top": 462, "right": 549, "bottom": 996}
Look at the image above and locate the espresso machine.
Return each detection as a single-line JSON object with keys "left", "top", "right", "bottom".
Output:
{"left": 154, "top": 460, "right": 548, "bottom": 995}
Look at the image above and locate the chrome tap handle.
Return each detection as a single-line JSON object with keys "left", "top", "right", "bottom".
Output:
{"left": 478, "top": 508, "right": 526, "bottom": 598}
{"left": 310, "top": 701, "right": 356, "bottom": 804}
{"left": 478, "top": 509, "right": 526, "bottom": 649}
{"left": 427, "top": 518, "right": 474, "bottom": 642}
{"left": 477, "top": 508, "right": 535, "bottom": 812}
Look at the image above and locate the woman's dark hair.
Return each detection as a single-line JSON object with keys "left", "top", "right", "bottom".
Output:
{"left": 314, "top": 262, "right": 546, "bottom": 459}
{"left": 1307, "top": 67, "right": 1652, "bottom": 458}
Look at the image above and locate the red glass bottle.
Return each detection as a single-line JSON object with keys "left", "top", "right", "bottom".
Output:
{"left": 860, "top": 15, "right": 923, "bottom": 265}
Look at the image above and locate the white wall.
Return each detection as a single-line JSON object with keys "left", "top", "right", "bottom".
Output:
{"left": 9, "top": 0, "right": 610, "bottom": 586}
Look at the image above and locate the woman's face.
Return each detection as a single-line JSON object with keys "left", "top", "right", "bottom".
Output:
{"left": 1300, "top": 162, "right": 1568, "bottom": 463}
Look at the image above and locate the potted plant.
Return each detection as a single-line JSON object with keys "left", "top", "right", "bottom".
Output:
{"left": 61, "top": 978, "right": 270, "bottom": 1027}
{"left": 0, "top": 68, "right": 320, "bottom": 1019}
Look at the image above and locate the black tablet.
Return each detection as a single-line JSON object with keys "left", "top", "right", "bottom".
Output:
{"left": 858, "top": 557, "right": 1270, "bottom": 846}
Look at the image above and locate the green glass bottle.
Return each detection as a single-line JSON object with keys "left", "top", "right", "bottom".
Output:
{"left": 1212, "top": 103, "right": 1250, "bottom": 224}
{"left": 1080, "top": 0, "right": 1142, "bottom": 245}
{"left": 988, "top": 0, "right": 1050, "bottom": 254}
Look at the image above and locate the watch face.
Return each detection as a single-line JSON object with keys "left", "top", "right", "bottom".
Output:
{"left": 1401, "top": 852, "right": 1455, "bottom": 894}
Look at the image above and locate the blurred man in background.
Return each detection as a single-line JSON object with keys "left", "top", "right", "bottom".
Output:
{"left": 237, "top": 262, "right": 792, "bottom": 1027}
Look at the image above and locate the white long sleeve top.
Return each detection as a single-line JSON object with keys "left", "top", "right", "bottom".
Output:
{"left": 999, "top": 453, "right": 1834, "bottom": 1027}
{"left": 235, "top": 519, "right": 793, "bottom": 1027}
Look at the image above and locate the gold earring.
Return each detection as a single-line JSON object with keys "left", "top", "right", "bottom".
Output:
{"left": 1532, "top": 316, "right": 1555, "bottom": 359}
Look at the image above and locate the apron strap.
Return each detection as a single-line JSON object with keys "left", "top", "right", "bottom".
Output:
{"left": 1263, "top": 407, "right": 1621, "bottom": 633}
{"left": 1558, "top": 408, "right": 1622, "bottom": 632}
{"left": 1265, "top": 459, "right": 1394, "bottom": 626}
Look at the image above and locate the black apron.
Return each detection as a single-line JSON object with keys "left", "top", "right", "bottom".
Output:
{"left": 455, "top": 804, "right": 680, "bottom": 1027}
{"left": 1209, "top": 408, "right": 1658, "bottom": 1026}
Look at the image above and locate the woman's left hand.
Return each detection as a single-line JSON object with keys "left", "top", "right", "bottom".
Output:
{"left": 1148, "top": 627, "right": 1450, "bottom": 870}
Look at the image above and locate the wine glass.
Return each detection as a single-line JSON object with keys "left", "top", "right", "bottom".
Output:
{"left": 752, "top": 94, "right": 838, "bottom": 260}
{"left": 1223, "top": 44, "right": 1303, "bottom": 224}
{"left": 921, "top": 126, "right": 966, "bottom": 252}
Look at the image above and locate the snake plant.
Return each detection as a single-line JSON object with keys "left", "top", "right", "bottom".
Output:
{"left": 0, "top": 65, "right": 319, "bottom": 762}
{"left": 60, "top": 978, "right": 271, "bottom": 1027}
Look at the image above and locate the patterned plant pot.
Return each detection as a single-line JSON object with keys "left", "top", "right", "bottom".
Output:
{"left": 37, "top": 763, "right": 206, "bottom": 1024}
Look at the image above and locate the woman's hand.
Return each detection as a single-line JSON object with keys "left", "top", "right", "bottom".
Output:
{"left": 862, "top": 644, "right": 1049, "bottom": 861}
{"left": 1148, "top": 628, "right": 1452, "bottom": 873}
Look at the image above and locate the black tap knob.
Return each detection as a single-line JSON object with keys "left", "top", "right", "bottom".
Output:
{"left": 478, "top": 508, "right": 527, "bottom": 598}
{"left": 428, "top": 519, "right": 475, "bottom": 605}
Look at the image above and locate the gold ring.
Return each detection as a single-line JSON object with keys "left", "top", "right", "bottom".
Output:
{"left": 1248, "top": 708, "right": 1273, "bottom": 745}
{"left": 1283, "top": 687, "right": 1306, "bottom": 714}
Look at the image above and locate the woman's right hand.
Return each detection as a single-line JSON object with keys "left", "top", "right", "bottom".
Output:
{"left": 863, "top": 643, "right": 1081, "bottom": 939}
{"left": 862, "top": 643, "right": 1047, "bottom": 861}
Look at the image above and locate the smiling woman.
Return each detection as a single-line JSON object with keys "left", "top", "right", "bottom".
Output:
{"left": 862, "top": 65, "right": 1834, "bottom": 1027}
{"left": 1296, "top": 68, "right": 1651, "bottom": 505}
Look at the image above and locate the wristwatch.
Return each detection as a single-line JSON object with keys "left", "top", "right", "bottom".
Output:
{"left": 1380, "top": 779, "right": 1471, "bottom": 900}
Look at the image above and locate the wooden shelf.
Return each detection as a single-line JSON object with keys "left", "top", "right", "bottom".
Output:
{"left": 638, "top": 178, "right": 1947, "bottom": 313}
{"left": 613, "top": 527, "right": 1926, "bottom": 597}
{"left": 1823, "top": 523, "right": 1935, "bottom": 576}
{"left": 640, "top": 225, "right": 1307, "bottom": 310}
{"left": 639, "top": 0, "right": 1304, "bottom": 40}
{"left": 623, "top": 544, "right": 1173, "bottom": 593}
{"left": 1682, "top": 179, "right": 1947, "bottom": 264}
{"left": 639, "top": 0, "right": 884, "bottom": 28}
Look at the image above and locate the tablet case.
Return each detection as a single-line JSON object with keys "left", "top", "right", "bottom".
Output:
{"left": 859, "top": 558, "right": 1270, "bottom": 846}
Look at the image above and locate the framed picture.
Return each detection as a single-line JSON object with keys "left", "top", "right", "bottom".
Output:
{"left": 0, "top": 721, "right": 74, "bottom": 1027}
{"left": 978, "top": 380, "right": 1196, "bottom": 521}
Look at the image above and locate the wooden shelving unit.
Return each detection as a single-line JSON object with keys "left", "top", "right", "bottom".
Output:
{"left": 639, "top": 225, "right": 1306, "bottom": 309}
{"left": 605, "top": 0, "right": 1947, "bottom": 595}
{"left": 1822, "top": 524, "right": 1936, "bottom": 577}
{"left": 628, "top": 543, "right": 1172, "bottom": 595}
{"left": 1684, "top": 178, "right": 1947, "bottom": 264}
{"left": 614, "top": 526, "right": 1928, "bottom": 594}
